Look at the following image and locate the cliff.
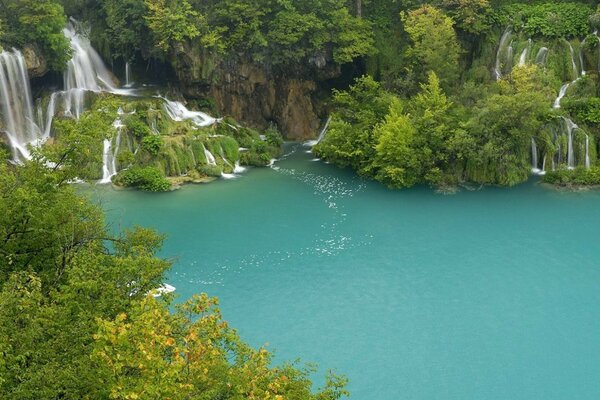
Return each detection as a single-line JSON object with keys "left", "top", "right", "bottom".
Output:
{"left": 170, "top": 43, "right": 341, "bottom": 140}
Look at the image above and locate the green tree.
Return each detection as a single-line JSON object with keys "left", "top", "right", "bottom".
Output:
{"left": 465, "top": 66, "right": 551, "bottom": 185}
{"left": 402, "top": 5, "right": 461, "bottom": 91}
{"left": 314, "top": 75, "right": 393, "bottom": 173}
{"left": 144, "top": 0, "right": 219, "bottom": 54}
{"left": 372, "top": 99, "right": 420, "bottom": 188}
{"left": 1, "top": 0, "right": 71, "bottom": 70}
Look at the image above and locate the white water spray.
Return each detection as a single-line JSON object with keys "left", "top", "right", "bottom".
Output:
{"left": 0, "top": 50, "right": 43, "bottom": 161}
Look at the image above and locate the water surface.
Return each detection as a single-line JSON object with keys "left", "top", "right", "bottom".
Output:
{"left": 94, "top": 145, "right": 600, "bottom": 400}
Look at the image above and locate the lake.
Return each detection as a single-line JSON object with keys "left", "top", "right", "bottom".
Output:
{"left": 94, "top": 143, "right": 600, "bottom": 400}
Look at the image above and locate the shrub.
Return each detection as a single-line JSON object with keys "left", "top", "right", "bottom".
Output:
{"left": 142, "top": 135, "right": 163, "bottom": 155}
{"left": 114, "top": 166, "right": 171, "bottom": 191}
{"left": 493, "top": 3, "right": 593, "bottom": 38}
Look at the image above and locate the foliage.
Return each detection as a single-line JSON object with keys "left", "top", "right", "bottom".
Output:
{"left": 114, "top": 166, "right": 171, "bottom": 191}
{"left": 493, "top": 2, "right": 593, "bottom": 38}
{"left": 436, "top": 0, "right": 493, "bottom": 34}
{"left": 314, "top": 75, "right": 393, "bottom": 173}
{"left": 543, "top": 166, "right": 600, "bottom": 186}
{"left": 144, "top": 0, "right": 220, "bottom": 55}
{"left": 141, "top": 134, "right": 163, "bottom": 155}
{"left": 563, "top": 98, "right": 600, "bottom": 125}
{"left": 464, "top": 66, "right": 551, "bottom": 185}
{"left": 401, "top": 5, "right": 461, "bottom": 91}
{"left": 197, "top": 0, "right": 374, "bottom": 64}
{"left": 93, "top": 292, "right": 350, "bottom": 399}
{"left": 0, "top": 0, "right": 71, "bottom": 70}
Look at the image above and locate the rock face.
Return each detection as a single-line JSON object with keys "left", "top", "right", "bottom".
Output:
{"left": 171, "top": 44, "right": 339, "bottom": 140}
{"left": 22, "top": 45, "right": 48, "bottom": 78}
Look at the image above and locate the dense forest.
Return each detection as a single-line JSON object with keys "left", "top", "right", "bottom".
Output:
{"left": 2, "top": 0, "right": 600, "bottom": 398}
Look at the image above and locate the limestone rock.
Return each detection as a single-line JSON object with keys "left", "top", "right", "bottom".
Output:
{"left": 171, "top": 44, "right": 339, "bottom": 140}
{"left": 22, "top": 45, "right": 48, "bottom": 78}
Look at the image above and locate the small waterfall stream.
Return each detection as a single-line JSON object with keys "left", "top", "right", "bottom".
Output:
{"left": 306, "top": 116, "right": 332, "bottom": 147}
{"left": 518, "top": 39, "right": 532, "bottom": 66}
{"left": 494, "top": 28, "right": 512, "bottom": 80}
{"left": 535, "top": 47, "right": 549, "bottom": 64}
{"left": 125, "top": 62, "right": 132, "bottom": 87}
{"left": 161, "top": 97, "right": 218, "bottom": 127}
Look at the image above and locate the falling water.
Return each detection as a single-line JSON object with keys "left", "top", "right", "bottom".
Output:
{"left": 161, "top": 97, "right": 218, "bottom": 127}
{"left": 202, "top": 144, "right": 217, "bottom": 166}
{"left": 306, "top": 116, "right": 332, "bottom": 147}
{"left": 535, "top": 47, "right": 549, "bottom": 64}
{"left": 565, "top": 118, "right": 577, "bottom": 169}
{"left": 531, "top": 137, "right": 540, "bottom": 174}
{"left": 553, "top": 83, "right": 570, "bottom": 109}
{"left": 585, "top": 134, "right": 591, "bottom": 169}
{"left": 100, "top": 139, "right": 113, "bottom": 183}
{"left": 494, "top": 28, "right": 512, "bottom": 80}
{"left": 99, "top": 118, "right": 123, "bottom": 183}
{"left": 125, "top": 62, "right": 132, "bottom": 87}
{"left": 568, "top": 43, "right": 579, "bottom": 80}
{"left": 518, "top": 39, "right": 532, "bottom": 66}
{"left": 0, "top": 50, "right": 42, "bottom": 161}
{"left": 579, "top": 40, "right": 587, "bottom": 76}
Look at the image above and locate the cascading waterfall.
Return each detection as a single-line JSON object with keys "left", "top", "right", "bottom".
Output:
{"left": 553, "top": 83, "right": 570, "bottom": 109}
{"left": 568, "top": 42, "right": 579, "bottom": 80}
{"left": 585, "top": 134, "right": 591, "bottom": 169}
{"left": 531, "top": 137, "right": 539, "bottom": 173}
{"left": 535, "top": 47, "right": 549, "bottom": 65}
{"left": 518, "top": 39, "right": 532, "bottom": 66}
{"left": 494, "top": 27, "right": 512, "bottom": 80}
{"left": 125, "top": 62, "right": 132, "bottom": 87}
{"left": 161, "top": 97, "right": 218, "bottom": 127}
{"left": 63, "top": 22, "right": 121, "bottom": 118}
{"left": 565, "top": 118, "right": 577, "bottom": 169}
{"left": 99, "top": 117, "right": 123, "bottom": 183}
{"left": 306, "top": 116, "right": 332, "bottom": 147}
{"left": 0, "top": 50, "right": 43, "bottom": 161}
{"left": 202, "top": 144, "right": 217, "bottom": 166}
{"left": 579, "top": 38, "right": 587, "bottom": 76}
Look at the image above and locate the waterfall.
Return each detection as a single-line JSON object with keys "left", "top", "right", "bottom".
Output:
{"left": 306, "top": 116, "right": 332, "bottom": 147}
{"left": 541, "top": 154, "right": 546, "bottom": 175}
{"left": 535, "top": 47, "right": 549, "bottom": 65}
{"left": 99, "top": 118, "right": 123, "bottom": 183}
{"left": 565, "top": 118, "right": 577, "bottom": 169}
{"left": 518, "top": 39, "right": 532, "bottom": 66}
{"left": 161, "top": 97, "right": 218, "bottom": 127}
{"left": 579, "top": 39, "right": 587, "bottom": 76}
{"left": 494, "top": 27, "right": 512, "bottom": 80}
{"left": 234, "top": 161, "right": 246, "bottom": 173}
{"left": 568, "top": 42, "right": 579, "bottom": 80}
{"left": 553, "top": 83, "right": 570, "bottom": 109}
{"left": 63, "top": 23, "right": 116, "bottom": 118}
{"left": 0, "top": 50, "right": 43, "bottom": 160}
{"left": 585, "top": 134, "right": 591, "bottom": 169}
{"left": 202, "top": 145, "right": 216, "bottom": 166}
{"left": 100, "top": 139, "right": 113, "bottom": 183}
{"left": 125, "top": 62, "right": 132, "bottom": 87}
{"left": 531, "top": 137, "right": 540, "bottom": 173}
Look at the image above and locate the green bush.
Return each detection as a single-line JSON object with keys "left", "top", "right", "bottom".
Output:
{"left": 125, "top": 115, "right": 151, "bottom": 137}
{"left": 493, "top": 3, "right": 593, "bottom": 38}
{"left": 197, "top": 164, "right": 223, "bottom": 177}
{"left": 142, "top": 135, "right": 163, "bottom": 155}
{"left": 543, "top": 166, "right": 600, "bottom": 186}
{"left": 114, "top": 166, "right": 171, "bottom": 191}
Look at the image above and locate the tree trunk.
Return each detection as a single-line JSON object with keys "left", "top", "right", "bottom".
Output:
{"left": 356, "top": 0, "right": 362, "bottom": 18}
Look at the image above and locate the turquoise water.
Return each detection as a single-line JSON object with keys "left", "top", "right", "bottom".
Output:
{"left": 95, "top": 145, "right": 600, "bottom": 400}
